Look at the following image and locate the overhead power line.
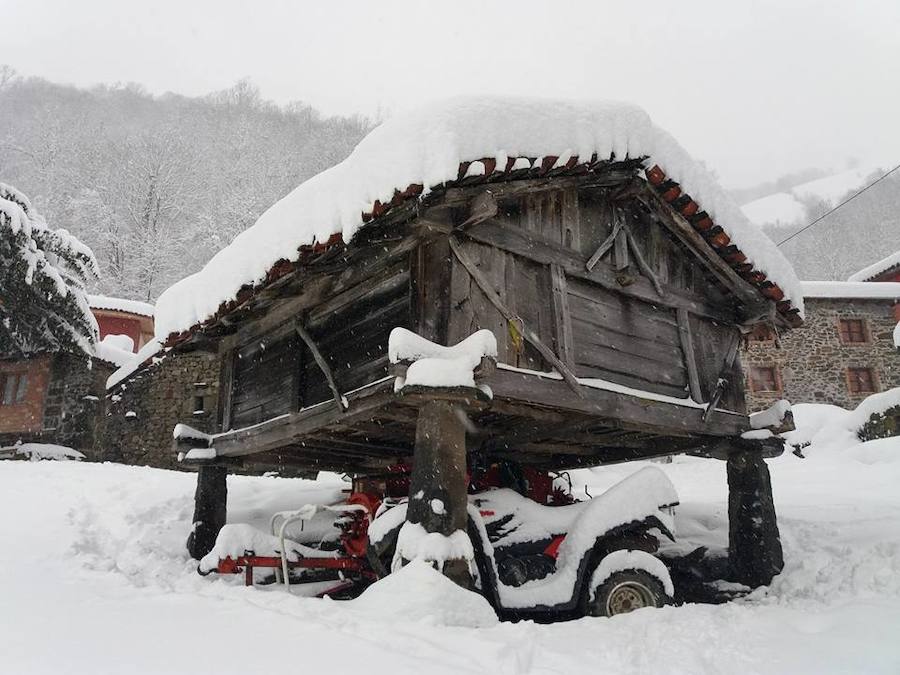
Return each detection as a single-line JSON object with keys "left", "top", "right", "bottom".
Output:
{"left": 776, "top": 163, "right": 900, "bottom": 247}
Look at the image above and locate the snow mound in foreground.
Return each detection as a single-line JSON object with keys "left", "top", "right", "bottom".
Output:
{"left": 783, "top": 388, "right": 900, "bottom": 452}
{"left": 349, "top": 559, "right": 498, "bottom": 628}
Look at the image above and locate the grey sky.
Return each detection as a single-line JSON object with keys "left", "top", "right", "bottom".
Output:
{"left": 2, "top": 0, "right": 898, "bottom": 187}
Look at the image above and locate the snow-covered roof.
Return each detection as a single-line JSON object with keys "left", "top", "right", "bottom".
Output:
{"left": 155, "top": 96, "right": 803, "bottom": 340}
{"left": 106, "top": 338, "right": 163, "bottom": 390}
{"left": 801, "top": 281, "right": 900, "bottom": 299}
{"left": 847, "top": 251, "right": 900, "bottom": 282}
{"left": 92, "top": 334, "right": 136, "bottom": 368}
{"left": 88, "top": 294, "right": 154, "bottom": 318}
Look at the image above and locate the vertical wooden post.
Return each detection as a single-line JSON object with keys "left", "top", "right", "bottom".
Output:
{"left": 405, "top": 399, "right": 472, "bottom": 586}
{"left": 186, "top": 464, "right": 228, "bottom": 560}
{"left": 549, "top": 264, "right": 574, "bottom": 368}
{"left": 676, "top": 307, "right": 703, "bottom": 403}
{"left": 727, "top": 449, "right": 784, "bottom": 587}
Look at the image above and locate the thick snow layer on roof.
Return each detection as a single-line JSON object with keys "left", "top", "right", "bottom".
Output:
{"left": 847, "top": 251, "right": 900, "bottom": 282}
{"left": 801, "top": 281, "right": 900, "bottom": 299}
{"left": 88, "top": 294, "right": 154, "bottom": 317}
{"left": 93, "top": 334, "right": 136, "bottom": 367}
{"left": 154, "top": 96, "right": 803, "bottom": 338}
{"left": 106, "top": 338, "right": 162, "bottom": 389}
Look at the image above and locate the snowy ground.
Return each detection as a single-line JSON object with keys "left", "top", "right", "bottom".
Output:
{"left": 2, "top": 439, "right": 900, "bottom": 674}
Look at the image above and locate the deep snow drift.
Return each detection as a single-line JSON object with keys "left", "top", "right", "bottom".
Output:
{"left": 2, "top": 424, "right": 900, "bottom": 673}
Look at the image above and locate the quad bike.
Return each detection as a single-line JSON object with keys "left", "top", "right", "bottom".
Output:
{"left": 204, "top": 462, "right": 679, "bottom": 619}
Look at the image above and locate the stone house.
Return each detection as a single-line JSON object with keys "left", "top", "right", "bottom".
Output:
{"left": 0, "top": 295, "right": 153, "bottom": 453}
{"left": 99, "top": 346, "right": 220, "bottom": 470}
{"left": 743, "top": 277, "right": 899, "bottom": 411}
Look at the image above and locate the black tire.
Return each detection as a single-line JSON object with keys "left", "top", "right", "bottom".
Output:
{"left": 588, "top": 569, "right": 669, "bottom": 617}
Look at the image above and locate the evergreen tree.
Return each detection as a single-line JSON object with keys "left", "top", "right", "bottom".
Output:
{"left": 0, "top": 182, "right": 99, "bottom": 357}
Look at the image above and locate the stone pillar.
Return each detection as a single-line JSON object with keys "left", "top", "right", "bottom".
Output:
{"left": 405, "top": 399, "right": 472, "bottom": 586}
{"left": 727, "top": 449, "right": 784, "bottom": 587}
{"left": 186, "top": 465, "right": 228, "bottom": 560}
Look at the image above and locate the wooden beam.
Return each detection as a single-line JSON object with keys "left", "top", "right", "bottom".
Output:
{"left": 676, "top": 307, "right": 703, "bottom": 403}
{"left": 463, "top": 218, "right": 735, "bottom": 323}
{"left": 585, "top": 213, "right": 622, "bottom": 271}
{"left": 458, "top": 191, "right": 498, "bottom": 229}
{"left": 634, "top": 186, "right": 767, "bottom": 317}
{"left": 487, "top": 366, "right": 748, "bottom": 438}
{"left": 295, "top": 320, "right": 347, "bottom": 413}
{"left": 218, "top": 343, "right": 235, "bottom": 432}
{"left": 210, "top": 379, "right": 395, "bottom": 458}
{"left": 624, "top": 222, "right": 664, "bottom": 297}
{"left": 218, "top": 232, "right": 421, "bottom": 352}
{"left": 702, "top": 330, "right": 742, "bottom": 423}
{"left": 437, "top": 169, "right": 641, "bottom": 207}
{"left": 448, "top": 235, "right": 584, "bottom": 397}
{"left": 549, "top": 264, "right": 575, "bottom": 368}
{"left": 614, "top": 224, "right": 630, "bottom": 271}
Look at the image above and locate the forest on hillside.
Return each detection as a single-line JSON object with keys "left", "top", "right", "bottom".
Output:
{"left": 766, "top": 173, "right": 900, "bottom": 280}
{"left": 0, "top": 66, "right": 370, "bottom": 301}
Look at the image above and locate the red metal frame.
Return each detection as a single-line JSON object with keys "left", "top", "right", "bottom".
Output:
{"left": 218, "top": 555, "right": 375, "bottom": 586}
{"left": 213, "top": 462, "right": 576, "bottom": 588}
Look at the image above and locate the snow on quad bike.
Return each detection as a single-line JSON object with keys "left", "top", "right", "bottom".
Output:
{"left": 201, "top": 465, "right": 678, "bottom": 619}
{"left": 368, "top": 465, "right": 679, "bottom": 619}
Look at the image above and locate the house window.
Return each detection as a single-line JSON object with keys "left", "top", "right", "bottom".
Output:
{"left": 838, "top": 318, "right": 867, "bottom": 344}
{"left": 193, "top": 396, "right": 206, "bottom": 413}
{"left": 847, "top": 367, "right": 876, "bottom": 395}
{"left": 0, "top": 373, "right": 28, "bottom": 405}
{"left": 749, "top": 366, "right": 780, "bottom": 393}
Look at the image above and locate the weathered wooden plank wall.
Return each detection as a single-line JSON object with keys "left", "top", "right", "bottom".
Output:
{"left": 448, "top": 185, "right": 742, "bottom": 405}
{"left": 228, "top": 257, "right": 412, "bottom": 428}
{"left": 231, "top": 334, "right": 300, "bottom": 427}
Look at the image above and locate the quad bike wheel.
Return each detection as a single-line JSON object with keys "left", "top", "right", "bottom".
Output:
{"left": 589, "top": 570, "right": 668, "bottom": 617}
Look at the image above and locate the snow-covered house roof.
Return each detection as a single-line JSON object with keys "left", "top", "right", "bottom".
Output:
{"left": 801, "top": 281, "right": 900, "bottom": 299}
{"left": 847, "top": 251, "right": 900, "bottom": 283}
{"left": 155, "top": 96, "right": 803, "bottom": 342}
{"left": 88, "top": 294, "right": 154, "bottom": 318}
{"left": 106, "top": 338, "right": 163, "bottom": 390}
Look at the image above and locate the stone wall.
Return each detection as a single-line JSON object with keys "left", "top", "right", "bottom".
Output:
{"left": 100, "top": 351, "right": 220, "bottom": 469}
{"left": 743, "top": 297, "right": 899, "bottom": 411}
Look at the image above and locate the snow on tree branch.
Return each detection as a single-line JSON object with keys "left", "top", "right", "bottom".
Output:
{"left": 0, "top": 182, "right": 99, "bottom": 357}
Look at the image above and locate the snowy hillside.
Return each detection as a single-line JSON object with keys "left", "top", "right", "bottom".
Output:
{"left": 2, "top": 429, "right": 900, "bottom": 673}
{"left": 740, "top": 165, "right": 880, "bottom": 227}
